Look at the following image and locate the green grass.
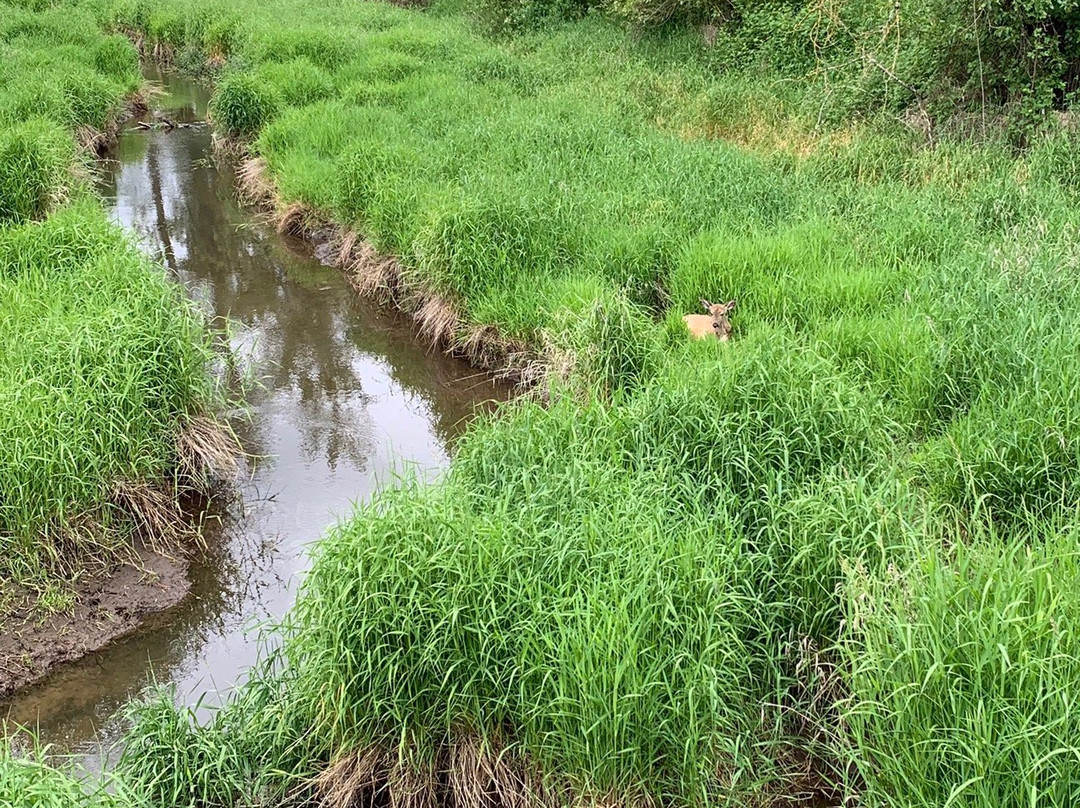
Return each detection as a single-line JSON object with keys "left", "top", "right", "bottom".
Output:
{"left": 841, "top": 519, "right": 1080, "bottom": 807}
{"left": 5, "top": 0, "right": 1080, "bottom": 805}
{"left": 0, "top": 1, "right": 218, "bottom": 586}
{"left": 0, "top": 120, "right": 73, "bottom": 224}
{"left": 0, "top": 742, "right": 145, "bottom": 808}
{"left": 0, "top": 200, "right": 216, "bottom": 583}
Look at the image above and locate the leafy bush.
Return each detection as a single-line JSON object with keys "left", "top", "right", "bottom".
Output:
{"left": 809, "top": 0, "right": 1080, "bottom": 125}
{"left": 599, "top": 0, "right": 1080, "bottom": 123}
{"left": 471, "top": 0, "right": 595, "bottom": 33}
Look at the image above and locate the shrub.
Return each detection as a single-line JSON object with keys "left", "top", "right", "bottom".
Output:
{"left": 471, "top": 0, "right": 595, "bottom": 34}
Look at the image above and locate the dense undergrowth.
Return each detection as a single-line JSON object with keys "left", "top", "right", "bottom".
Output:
{"left": 472, "top": 0, "right": 1080, "bottom": 139}
{"left": 6, "top": 0, "right": 1080, "bottom": 805}
{"left": 0, "top": 1, "right": 218, "bottom": 593}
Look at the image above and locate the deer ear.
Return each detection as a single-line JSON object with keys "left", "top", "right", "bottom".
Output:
{"left": 700, "top": 298, "right": 712, "bottom": 310}
{"left": 725, "top": 299, "right": 736, "bottom": 311}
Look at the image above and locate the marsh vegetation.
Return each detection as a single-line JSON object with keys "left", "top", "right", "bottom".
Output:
{"left": 5, "top": 0, "right": 1080, "bottom": 805}
{"left": 0, "top": 1, "right": 225, "bottom": 611}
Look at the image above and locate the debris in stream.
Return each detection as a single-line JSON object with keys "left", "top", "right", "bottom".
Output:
{"left": 136, "top": 116, "right": 207, "bottom": 131}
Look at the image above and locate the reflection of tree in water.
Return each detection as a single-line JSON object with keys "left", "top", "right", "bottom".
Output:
{"left": 113, "top": 126, "right": 380, "bottom": 471}
{"left": 146, "top": 138, "right": 177, "bottom": 273}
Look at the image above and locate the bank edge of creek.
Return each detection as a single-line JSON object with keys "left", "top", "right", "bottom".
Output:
{"left": 0, "top": 545, "right": 191, "bottom": 700}
{"left": 0, "top": 102, "right": 208, "bottom": 701}
{"left": 0, "top": 68, "right": 511, "bottom": 712}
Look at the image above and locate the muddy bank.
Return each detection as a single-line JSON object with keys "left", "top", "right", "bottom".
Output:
{"left": 0, "top": 545, "right": 190, "bottom": 700}
{"left": 0, "top": 66, "right": 239, "bottom": 701}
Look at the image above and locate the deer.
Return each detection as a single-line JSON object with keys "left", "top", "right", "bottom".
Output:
{"left": 683, "top": 299, "right": 736, "bottom": 341}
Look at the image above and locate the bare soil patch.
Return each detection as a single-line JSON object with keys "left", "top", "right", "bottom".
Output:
{"left": 0, "top": 543, "right": 191, "bottom": 700}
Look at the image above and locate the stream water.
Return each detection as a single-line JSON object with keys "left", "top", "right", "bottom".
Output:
{"left": 0, "top": 71, "right": 507, "bottom": 761}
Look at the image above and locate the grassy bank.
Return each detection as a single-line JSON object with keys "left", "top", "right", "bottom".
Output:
{"left": 0, "top": 744, "right": 142, "bottom": 808}
{"left": 6, "top": 0, "right": 1080, "bottom": 805}
{"left": 0, "top": 2, "right": 222, "bottom": 596}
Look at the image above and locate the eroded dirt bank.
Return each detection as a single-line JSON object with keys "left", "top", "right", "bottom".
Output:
{"left": 0, "top": 546, "right": 190, "bottom": 700}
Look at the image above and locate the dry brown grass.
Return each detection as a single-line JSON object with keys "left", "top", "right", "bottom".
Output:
{"left": 109, "top": 478, "right": 192, "bottom": 557}
{"left": 176, "top": 414, "right": 239, "bottom": 486}
{"left": 314, "top": 747, "right": 392, "bottom": 808}
{"left": 341, "top": 234, "right": 403, "bottom": 298}
{"left": 414, "top": 295, "right": 461, "bottom": 347}
{"left": 235, "top": 156, "right": 276, "bottom": 206}
{"left": 277, "top": 202, "right": 310, "bottom": 237}
{"left": 76, "top": 124, "right": 109, "bottom": 155}
{"left": 312, "top": 735, "right": 569, "bottom": 808}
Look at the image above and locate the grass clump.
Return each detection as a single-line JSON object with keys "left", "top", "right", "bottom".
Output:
{"left": 841, "top": 522, "right": 1080, "bottom": 807}
{"left": 0, "top": 0, "right": 221, "bottom": 591}
{"left": 0, "top": 119, "right": 72, "bottom": 223}
{"left": 209, "top": 71, "right": 280, "bottom": 136}
{"left": 0, "top": 205, "right": 217, "bottom": 585}
{"left": 0, "top": 743, "right": 146, "bottom": 808}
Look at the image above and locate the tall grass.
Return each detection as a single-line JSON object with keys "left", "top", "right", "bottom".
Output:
{"left": 0, "top": 1, "right": 139, "bottom": 133}
{"left": 4, "top": 0, "right": 1080, "bottom": 805}
{"left": 841, "top": 519, "right": 1080, "bottom": 807}
{"left": 110, "top": 338, "right": 907, "bottom": 806}
{"left": 0, "top": 120, "right": 72, "bottom": 224}
{"left": 0, "top": 202, "right": 216, "bottom": 584}
{"left": 0, "top": 742, "right": 146, "bottom": 808}
{"left": 0, "top": 0, "right": 219, "bottom": 587}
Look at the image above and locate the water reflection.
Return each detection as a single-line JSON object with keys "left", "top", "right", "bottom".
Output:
{"left": 1, "top": 70, "right": 507, "bottom": 759}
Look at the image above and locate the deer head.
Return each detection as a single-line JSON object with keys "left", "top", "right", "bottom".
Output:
{"left": 700, "top": 299, "right": 736, "bottom": 341}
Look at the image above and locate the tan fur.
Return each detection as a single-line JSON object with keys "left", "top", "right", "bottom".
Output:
{"left": 682, "top": 313, "right": 719, "bottom": 339}
{"left": 683, "top": 298, "right": 736, "bottom": 341}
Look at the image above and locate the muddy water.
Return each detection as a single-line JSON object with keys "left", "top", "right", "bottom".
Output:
{"left": 0, "top": 72, "right": 507, "bottom": 759}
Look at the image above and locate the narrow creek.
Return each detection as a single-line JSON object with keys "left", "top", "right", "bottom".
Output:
{"left": 0, "top": 70, "right": 508, "bottom": 760}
